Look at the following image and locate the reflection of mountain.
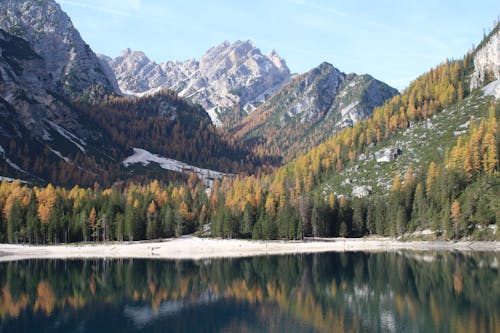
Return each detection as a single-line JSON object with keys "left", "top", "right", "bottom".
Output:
{"left": 123, "top": 289, "right": 219, "bottom": 328}
{"left": 0, "top": 252, "right": 498, "bottom": 333}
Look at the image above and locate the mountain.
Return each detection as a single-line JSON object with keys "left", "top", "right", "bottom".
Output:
{"left": 0, "top": 27, "right": 112, "bottom": 183}
{"left": 470, "top": 23, "right": 500, "bottom": 90}
{"left": 207, "top": 23, "right": 499, "bottom": 240}
{"left": 0, "top": 0, "right": 118, "bottom": 97}
{"left": 99, "top": 40, "right": 291, "bottom": 126}
{"left": 0, "top": 1, "right": 264, "bottom": 187}
{"left": 231, "top": 62, "right": 398, "bottom": 161}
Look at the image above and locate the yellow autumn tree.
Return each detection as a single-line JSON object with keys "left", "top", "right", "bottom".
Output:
{"left": 36, "top": 184, "right": 57, "bottom": 224}
{"left": 147, "top": 201, "right": 157, "bottom": 220}
{"left": 426, "top": 162, "right": 439, "bottom": 196}
{"left": 450, "top": 200, "right": 461, "bottom": 223}
{"left": 88, "top": 207, "right": 96, "bottom": 231}
{"left": 482, "top": 131, "right": 497, "bottom": 175}
{"left": 392, "top": 174, "right": 402, "bottom": 193}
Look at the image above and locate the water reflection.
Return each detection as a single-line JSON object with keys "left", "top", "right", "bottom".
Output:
{"left": 0, "top": 252, "right": 498, "bottom": 332}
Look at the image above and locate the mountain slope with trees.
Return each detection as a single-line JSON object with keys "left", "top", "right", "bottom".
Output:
{"left": 231, "top": 62, "right": 398, "bottom": 162}
{"left": 0, "top": 11, "right": 498, "bottom": 243}
{"left": 0, "top": 0, "right": 269, "bottom": 187}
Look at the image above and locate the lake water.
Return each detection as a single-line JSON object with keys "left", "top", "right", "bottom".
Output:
{"left": 0, "top": 252, "right": 498, "bottom": 332}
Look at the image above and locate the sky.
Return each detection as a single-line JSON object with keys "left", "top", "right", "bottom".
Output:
{"left": 56, "top": 0, "right": 499, "bottom": 90}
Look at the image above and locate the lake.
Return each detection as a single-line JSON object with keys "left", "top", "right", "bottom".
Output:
{"left": 0, "top": 251, "right": 498, "bottom": 332}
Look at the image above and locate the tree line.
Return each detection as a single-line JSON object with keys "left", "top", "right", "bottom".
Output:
{"left": 0, "top": 45, "right": 498, "bottom": 243}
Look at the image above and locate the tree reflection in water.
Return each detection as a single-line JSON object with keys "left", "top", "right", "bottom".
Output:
{"left": 0, "top": 252, "right": 498, "bottom": 333}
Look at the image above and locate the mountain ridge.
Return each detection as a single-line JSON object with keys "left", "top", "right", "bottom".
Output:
{"left": 100, "top": 40, "right": 291, "bottom": 127}
{"left": 0, "top": 0, "right": 266, "bottom": 186}
{"left": 232, "top": 62, "right": 399, "bottom": 161}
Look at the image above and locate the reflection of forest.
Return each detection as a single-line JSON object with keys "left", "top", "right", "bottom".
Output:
{"left": 0, "top": 252, "right": 499, "bottom": 332}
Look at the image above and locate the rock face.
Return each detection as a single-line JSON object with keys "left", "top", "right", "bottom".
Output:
{"left": 375, "top": 147, "right": 403, "bottom": 163}
{"left": 0, "top": 27, "right": 108, "bottom": 181}
{"left": 471, "top": 24, "right": 500, "bottom": 89}
{"left": 0, "top": 0, "right": 118, "bottom": 96}
{"left": 352, "top": 185, "right": 372, "bottom": 198}
{"left": 100, "top": 40, "right": 291, "bottom": 126}
{"left": 231, "top": 62, "right": 398, "bottom": 161}
{"left": 0, "top": 29, "right": 84, "bottom": 140}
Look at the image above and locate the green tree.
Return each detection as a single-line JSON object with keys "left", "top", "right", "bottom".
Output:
{"left": 7, "top": 199, "right": 23, "bottom": 243}
{"left": 162, "top": 205, "right": 175, "bottom": 238}
{"left": 26, "top": 193, "right": 41, "bottom": 243}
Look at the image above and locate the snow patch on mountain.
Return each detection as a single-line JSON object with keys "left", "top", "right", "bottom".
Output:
{"left": 49, "top": 148, "right": 71, "bottom": 163}
{"left": 206, "top": 108, "right": 223, "bottom": 126}
{"left": 0, "top": 144, "right": 25, "bottom": 173}
{"left": 5, "top": 158, "right": 26, "bottom": 173}
{"left": 46, "top": 120, "right": 86, "bottom": 153}
{"left": 122, "top": 148, "right": 226, "bottom": 188}
{"left": 0, "top": 176, "right": 27, "bottom": 183}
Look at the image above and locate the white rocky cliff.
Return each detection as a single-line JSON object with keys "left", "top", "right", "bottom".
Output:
{"left": 470, "top": 25, "right": 500, "bottom": 89}
{"left": 100, "top": 41, "right": 291, "bottom": 126}
{"left": 0, "top": 0, "right": 119, "bottom": 96}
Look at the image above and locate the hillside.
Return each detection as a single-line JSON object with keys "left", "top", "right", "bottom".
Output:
{"left": 206, "top": 23, "right": 499, "bottom": 241}
{"left": 321, "top": 90, "right": 493, "bottom": 197}
{"left": 231, "top": 62, "right": 398, "bottom": 161}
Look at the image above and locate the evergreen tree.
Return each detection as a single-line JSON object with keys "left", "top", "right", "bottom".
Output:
{"left": 26, "top": 193, "right": 40, "bottom": 243}
{"left": 411, "top": 183, "right": 427, "bottom": 230}
{"left": 241, "top": 202, "right": 253, "bottom": 238}
{"left": 7, "top": 199, "right": 23, "bottom": 243}
{"left": 115, "top": 213, "right": 124, "bottom": 241}
{"left": 366, "top": 200, "right": 376, "bottom": 235}
{"left": 162, "top": 205, "right": 175, "bottom": 238}
{"left": 174, "top": 210, "right": 184, "bottom": 238}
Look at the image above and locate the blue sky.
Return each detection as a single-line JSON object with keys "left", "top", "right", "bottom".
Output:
{"left": 56, "top": 0, "right": 499, "bottom": 90}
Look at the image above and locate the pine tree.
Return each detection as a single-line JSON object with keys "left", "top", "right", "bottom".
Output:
{"left": 441, "top": 200, "right": 452, "bottom": 238}
{"left": 174, "top": 210, "right": 184, "bottom": 238}
{"left": 352, "top": 199, "right": 365, "bottom": 237}
{"left": 162, "top": 205, "right": 175, "bottom": 238}
{"left": 450, "top": 200, "right": 461, "bottom": 239}
{"left": 375, "top": 199, "right": 385, "bottom": 235}
{"left": 7, "top": 199, "right": 23, "bottom": 243}
{"left": 89, "top": 207, "right": 97, "bottom": 241}
{"left": 241, "top": 203, "right": 253, "bottom": 237}
{"left": 426, "top": 162, "right": 439, "bottom": 197}
{"left": 366, "top": 200, "right": 376, "bottom": 235}
{"left": 482, "top": 132, "right": 497, "bottom": 175}
{"left": 26, "top": 193, "right": 40, "bottom": 243}
{"left": 411, "top": 183, "right": 427, "bottom": 230}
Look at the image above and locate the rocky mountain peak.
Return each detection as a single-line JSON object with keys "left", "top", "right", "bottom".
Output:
{"left": 231, "top": 61, "right": 398, "bottom": 161}
{"left": 0, "top": 0, "right": 118, "bottom": 96}
{"left": 268, "top": 49, "right": 288, "bottom": 72}
{"left": 101, "top": 40, "right": 291, "bottom": 126}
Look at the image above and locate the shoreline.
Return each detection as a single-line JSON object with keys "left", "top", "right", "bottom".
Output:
{"left": 0, "top": 237, "right": 498, "bottom": 262}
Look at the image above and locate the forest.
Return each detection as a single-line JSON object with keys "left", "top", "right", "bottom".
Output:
{"left": 0, "top": 36, "right": 498, "bottom": 243}
{"left": 0, "top": 89, "right": 271, "bottom": 188}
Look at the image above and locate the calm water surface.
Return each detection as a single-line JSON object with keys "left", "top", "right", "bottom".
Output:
{"left": 0, "top": 252, "right": 498, "bottom": 332}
